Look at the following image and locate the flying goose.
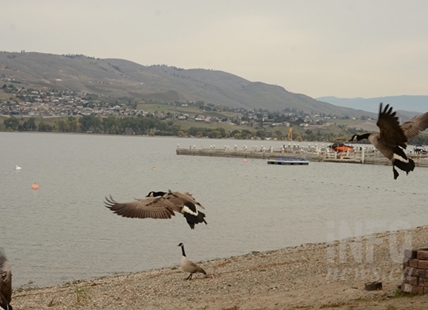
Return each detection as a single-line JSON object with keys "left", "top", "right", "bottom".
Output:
{"left": 177, "top": 243, "right": 206, "bottom": 280}
{"left": 105, "top": 190, "right": 207, "bottom": 229}
{"left": 349, "top": 103, "right": 428, "bottom": 179}
{"left": 0, "top": 250, "right": 12, "bottom": 310}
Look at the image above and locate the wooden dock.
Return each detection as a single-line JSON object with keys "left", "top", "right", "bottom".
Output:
{"left": 176, "top": 145, "right": 428, "bottom": 168}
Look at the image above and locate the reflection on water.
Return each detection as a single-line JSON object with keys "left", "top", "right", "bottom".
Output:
{"left": 1, "top": 132, "right": 428, "bottom": 287}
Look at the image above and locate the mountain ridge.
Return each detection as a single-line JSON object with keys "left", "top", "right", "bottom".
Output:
{"left": 317, "top": 95, "right": 428, "bottom": 115}
{"left": 1, "top": 51, "right": 422, "bottom": 119}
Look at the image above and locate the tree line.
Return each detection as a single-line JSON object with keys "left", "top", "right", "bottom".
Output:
{"left": 2, "top": 115, "right": 428, "bottom": 145}
{"left": 2, "top": 115, "right": 246, "bottom": 138}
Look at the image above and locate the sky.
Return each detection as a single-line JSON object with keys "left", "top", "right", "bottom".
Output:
{"left": 2, "top": 0, "right": 428, "bottom": 99}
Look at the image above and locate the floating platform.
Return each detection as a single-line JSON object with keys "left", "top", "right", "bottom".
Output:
{"left": 176, "top": 147, "right": 428, "bottom": 168}
{"left": 176, "top": 148, "right": 324, "bottom": 161}
{"left": 267, "top": 158, "right": 309, "bottom": 165}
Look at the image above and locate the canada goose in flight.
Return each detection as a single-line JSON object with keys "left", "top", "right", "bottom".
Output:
{"left": 105, "top": 190, "right": 207, "bottom": 229}
{"left": 349, "top": 103, "right": 428, "bottom": 179}
{"left": 0, "top": 250, "right": 12, "bottom": 310}
{"left": 177, "top": 243, "right": 206, "bottom": 280}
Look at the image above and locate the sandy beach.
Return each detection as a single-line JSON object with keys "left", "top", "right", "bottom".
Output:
{"left": 10, "top": 226, "right": 428, "bottom": 309}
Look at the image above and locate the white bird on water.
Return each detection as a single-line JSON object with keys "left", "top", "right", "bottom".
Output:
{"left": 15, "top": 165, "right": 21, "bottom": 170}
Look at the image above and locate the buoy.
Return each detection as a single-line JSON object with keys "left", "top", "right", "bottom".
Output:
{"left": 242, "top": 158, "right": 247, "bottom": 163}
{"left": 15, "top": 165, "right": 21, "bottom": 170}
{"left": 31, "top": 182, "right": 39, "bottom": 190}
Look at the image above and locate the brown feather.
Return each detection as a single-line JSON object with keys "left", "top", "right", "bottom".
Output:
{"left": 377, "top": 103, "right": 407, "bottom": 148}
{"left": 400, "top": 111, "right": 428, "bottom": 140}
{"left": 105, "top": 191, "right": 205, "bottom": 222}
{"left": 104, "top": 195, "right": 176, "bottom": 219}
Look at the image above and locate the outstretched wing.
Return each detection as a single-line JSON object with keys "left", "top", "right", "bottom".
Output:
{"left": 377, "top": 103, "right": 407, "bottom": 148}
{"left": 167, "top": 191, "right": 205, "bottom": 210}
{"left": 400, "top": 111, "right": 428, "bottom": 140}
{"left": 104, "top": 195, "right": 179, "bottom": 219}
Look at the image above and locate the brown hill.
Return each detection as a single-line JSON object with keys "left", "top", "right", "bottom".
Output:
{"left": 0, "top": 51, "right": 374, "bottom": 117}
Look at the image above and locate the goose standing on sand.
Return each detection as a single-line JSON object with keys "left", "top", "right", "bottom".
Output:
{"left": 105, "top": 190, "right": 207, "bottom": 229}
{"left": 0, "top": 250, "right": 12, "bottom": 310}
{"left": 178, "top": 243, "right": 206, "bottom": 280}
{"left": 349, "top": 103, "right": 428, "bottom": 179}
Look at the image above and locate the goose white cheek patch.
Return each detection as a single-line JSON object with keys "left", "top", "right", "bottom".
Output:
{"left": 393, "top": 153, "right": 409, "bottom": 163}
{"left": 182, "top": 206, "right": 198, "bottom": 216}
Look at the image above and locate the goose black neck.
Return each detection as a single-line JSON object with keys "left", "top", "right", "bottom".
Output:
{"left": 356, "top": 133, "right": 370, "bottom": 141}
{"left": 181, "top": 245, "right": 186, "bottom": 257}
{"left": 0, "top": 296, "right": 11, "bottom": 310}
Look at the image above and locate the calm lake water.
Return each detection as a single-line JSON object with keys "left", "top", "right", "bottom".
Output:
{"left": 1, "top": 132, "right": 428, "bottom": 288}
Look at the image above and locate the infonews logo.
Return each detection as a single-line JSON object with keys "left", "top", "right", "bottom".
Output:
{"left": 325, "top": 220, "right": 411, "bottom": 282}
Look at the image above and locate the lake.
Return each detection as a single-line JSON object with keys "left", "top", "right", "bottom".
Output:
{"left": 1, "top": 132, "right": 428, "bottom": 288}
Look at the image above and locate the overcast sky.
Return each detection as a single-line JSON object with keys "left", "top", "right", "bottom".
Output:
{"left": 2, "top": 0, "right": 428, "bottom": 99}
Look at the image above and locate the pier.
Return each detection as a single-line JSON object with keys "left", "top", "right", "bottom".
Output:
{"left": 176, "top": 144, "right": 428, "bottom": 168}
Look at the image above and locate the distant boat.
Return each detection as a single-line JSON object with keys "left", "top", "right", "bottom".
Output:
{"left": 328, "top": 142, "right": 354, "bottom": 153}
{"left": 15, "top": 165, "right": 21, "bottom": 170}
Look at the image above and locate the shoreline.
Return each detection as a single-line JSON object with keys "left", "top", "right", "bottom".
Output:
{"left": 12, "top": 225, "right": 428, "bottom": 309}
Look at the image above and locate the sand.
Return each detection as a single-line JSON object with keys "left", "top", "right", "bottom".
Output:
{"left": 10, "top": 226, "right": 428, "bottom": 309}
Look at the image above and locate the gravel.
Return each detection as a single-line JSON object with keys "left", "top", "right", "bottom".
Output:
{"left": 11, "top": 226, "right": 428, "bottom": 309}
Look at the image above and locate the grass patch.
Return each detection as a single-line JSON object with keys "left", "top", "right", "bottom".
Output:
{"left": 388, "top": 288, "right": 417, "bottom": 299}
{"left": 67, "top": 280, "right": 91, "bottom": 304}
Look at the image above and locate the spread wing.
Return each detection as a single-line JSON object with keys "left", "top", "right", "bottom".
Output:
{"left": 0, "top": 250, "right": 12, "bottom": 304}
{"left": 166, "top": 191, "right": 205, "bottom": 210}
{"left": 104, "top": 195, "right": 180, "bottom": 219}
{"left": 377, "top": 103, "right": 407, "bottom": 148}
{"left": 400, "top": 111, "right": 428, "bottom": 140}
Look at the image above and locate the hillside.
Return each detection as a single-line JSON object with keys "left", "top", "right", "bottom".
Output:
{"left": 317, "top": 95, "right": 428, "bottom": 115}
{"left": 0, "top": 51, "right": 374, "bottom": 118}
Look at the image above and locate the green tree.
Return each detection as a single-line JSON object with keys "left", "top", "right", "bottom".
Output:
{"left": 21, "top": 117, "right": 37, "bottom": 131}
{"left": 241, "top": 129, "right": 253, "bottom": 139}
{"left": 57, "top": 120, "right": 69, "bottom": 132}
{"left": 38, "top": 121, "right": 54, "bottom": 132}
{"left": 67, "top": 116, "right": 78, "bottom": 132}
{"left": 256, "top": 130, "right": 266, "bottom": 139}
{"left": 4, "top": 117, "right": 20, "bottom": 130}
{"left": 79, "top": 115, "right": 101, "bottom": 132}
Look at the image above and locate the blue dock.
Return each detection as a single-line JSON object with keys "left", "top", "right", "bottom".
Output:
{"left": 267, "top": 158, "right": 309, "bottom": 165}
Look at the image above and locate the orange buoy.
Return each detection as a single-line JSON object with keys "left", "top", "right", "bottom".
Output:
{"left": 31, "top": 182, "right": 39, "bottom": 190}
{"left": 243, "top": 158, "right": 247, "bottom": 163}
